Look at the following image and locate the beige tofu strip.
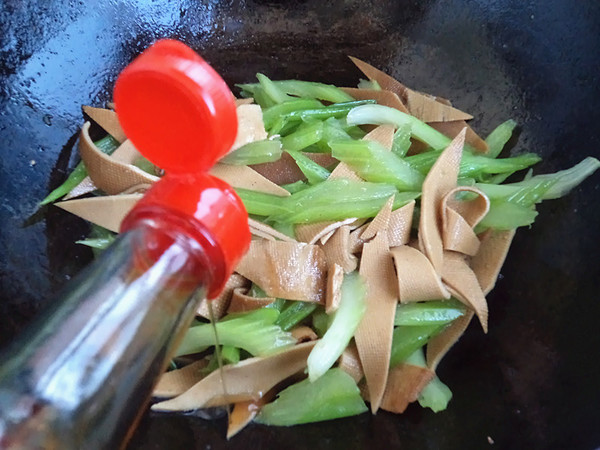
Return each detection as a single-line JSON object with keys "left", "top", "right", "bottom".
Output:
{"left": 348, "top": 57, "right": 472, "bottom": 122}
{"left": 56, "top": 194, "right": 142, "bottom": 232}
{"left": 79, "top": 122, "right": 158, "bottom": 194}
{"left": 391, "top": 246, "right": 449, "bottom": 303}
{"left": 235, "top": 241, "right": 327, "bottom": 302}
{"left": 196, "top": 273, "right": 247, "bottom": 320}
{"left": 210, "top": 164, "right": 290, "bottom": 197}
{"left": 82, "top": 105, "right": 127, "bottom": 142}
{"left": 153, "top": 359, "right": 209, "bottom": 398}
{"left": 418, "top": 129, "right": 466, "bottom": 273}
{"left": 152, "top": 341, "right": 316, "bottom": 411}
{"left": 354, "top": 232, "right": 398, "bottom": 413}
{"left": 471, "top": 229, "right": 516, "bottom": 295}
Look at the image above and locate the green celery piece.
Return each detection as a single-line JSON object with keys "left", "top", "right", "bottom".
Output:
{"left": 357, "top": 79, "right": 381, "bottom": 90}
{"left": 281, "top": 121, "right": 324, "bottom": 152}
{"left": 239, "top": 80, "right": 355, "bottom": 103}
{"left": 264, "top": 219, "right": 298, "bottom": 239}
{"left": 307, "top": 272, "right": 366, "bottom": 381}
{"left": 220, "top": 139, "right": 283, "bottom": 165}
{"left": 406, "top": 150, "right": 541, "bottom": 181}
{"left": 478, "top": 201, "right": 538, "bottom": 230}
{"left": 40, "top": 134, "right": 120, "bottom": 205}
{"left": 405, "top": 348, "right": 453, "bottom": 412}
{"left": 312, "top": 307, "right": 330, "bottom": 338}
{"left": 392, "top": 124, "right": 412, "bottom": 158}
{"left": 264, "top": 298, "right": 287, "bottom": 311}
{"left": 221, "top": 345, "right": 241, "bottom": 364}
{"left": 250, "top": 85, "right": 277, "bottom": 109}
{"left": 235, "top": 188, "right": 290, "bottom": 217}
{"left": 132, "top": 156, "right": 156, "bottom": 175}
{"left": 485, "top": 119, "right": 517, "bottom": 158}
{"left": 288, "top": 100, "right": 376, "bottom": 122}
{"left": 75, "top": 236, "right": 115, "bottom": 250}
{"left": 249, "top": 283, "right": 268, "bottom": 298}
{"left": 175, "top": 308, "right": 295, "bottom": 357}
{"left": 275, "top": 301, "right": 318, "bottom": 331}
{"left": 256, "top": 73, "right": 293, "bottom": 104}
{"left": 255, "top": 368, "right": 367, "bottom": 426}
{"left": 418, "top": 375, "right": 453, "bottom": 412}
{"left": 330, "top": 139, "right": 424, "bottom": 191}
{"left": 311, "top": 117, "right": 354, "bottom": 152}
{"left": 281, "top": 180, "right": 309, "bottom": 194}
{"left": 262, "top": 99, "right": 324, "bottom": 130}
{"left": 389, "top": 324, "right": 445, "bottom": 367}
{"left": 347, "top": 104, "right": 451, "bottom": 150}
{"left": 76, "top": 224, "right": 116, "bottom": 257}
{"left": 269, "top": 178, "right": 418, "bottom": 224}
{"left": 394, "top": 300, "right": 466, "bottom": 326}
{"left": 477, "top": 157, "right": 600, "bottom": 204}
{"left": 286, "top": 150, "right": 331, "bottom": 184}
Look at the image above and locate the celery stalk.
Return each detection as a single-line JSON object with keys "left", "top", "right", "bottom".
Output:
{"left": 239, "top": 80, "right": 355, "bottom": 103}
{"left": 331, "top": 140, "right": 424, "bottom": 191}
{"left": 346, "top": 104, "right": 452, "bottom": 150}
{"left": 394, "top": 300, "right": 466, "bottom": 326}
{"left": 307, "top": 272, "right": 366, "bottom": 381}
{"left": 392, "top": 124, "right": 412, "bottom": 158}
{"left": 405, "top": 348, "right": 453, "bottom": 412}
{"left": 478, "top": 201, "right": 538, "bottom": 230}
{"left": 175, "top": 309, "right": 295, "bottom": 357}
{"left": 389, "top": 324, "right": 445, "bottom": 367}
{"left": 256, "top": 73, "right": 293, "bottom": 104}
{"left": 288, "top": 100, "right": 376, "bottom": 121}
{"left": 485, "top": 119, "right": 517, "bottom": 158}
{"left": 275, "top": 301, "right": 318, "bottom": 331}
{"left": 285, "top": 150, "right": 331, "bottom": 184}
{"left": 221, "top": 345, "right": 241, "bottom": 364}
{"left": 40, "top": 134, "right": 120, "bottom": 205}
{"left": 281, "top": 121, "right": 324, "bottom": 152}
{"left": 262, "top": 99, "right": 324, "bottom": 130}
{"left": 235, "top": 189, "right": 290, "bottom": 217}
{"left": 220, "top": 139, "right": 283, "bottom": 165}
{"left": 255, "top": 368, "right": 367, "bottom": 426}
{"left": 281, "top": 180, "right": 309, "bottom": 194}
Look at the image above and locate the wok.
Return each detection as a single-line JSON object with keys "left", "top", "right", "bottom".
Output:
{"left": 1, "top": 0, "right": 599, "bottom": 448}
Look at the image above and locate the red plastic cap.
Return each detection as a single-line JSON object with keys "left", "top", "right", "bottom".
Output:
{"left": 113, "top": 39, "right": 238, "bottom": 174}
{"left": 121, "top": 173, "right": 251, "bottom": 299}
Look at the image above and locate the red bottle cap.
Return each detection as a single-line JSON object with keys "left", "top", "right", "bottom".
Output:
{"left": 114, "top": 39, "right": 238, "bottom": 173}
{"left": 115, "top": 39, "right": 250, "bottom": 298}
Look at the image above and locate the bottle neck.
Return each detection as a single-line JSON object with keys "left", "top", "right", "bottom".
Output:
{"left": 0, "top": 222, "right": 212, "bottom": 449}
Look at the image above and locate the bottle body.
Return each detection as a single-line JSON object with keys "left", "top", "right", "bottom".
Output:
{"left": 0, "top": 220, "right": 212, "bottom": 449}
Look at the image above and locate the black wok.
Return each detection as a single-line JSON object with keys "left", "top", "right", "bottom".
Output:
{"left": 1, "top": 1, "right": 599, "bottom": 448}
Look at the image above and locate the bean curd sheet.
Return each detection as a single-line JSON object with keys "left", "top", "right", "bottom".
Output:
{"left": 44, "top": 57, "right": 600, "bottom": 438}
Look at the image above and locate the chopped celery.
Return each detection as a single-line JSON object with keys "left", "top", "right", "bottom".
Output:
{"left": 262, "top": 99, "right": 324, "bottom": 130}
{"left": 394, "top": 300, "right": 466, "bottom": 326}
{"left": 285, "top": 150, "right": 331, "bottom": 184}
{"left": 221, "top": 345, "right": 241, "bottom": 364}
{"left": 235, "top": 188, "right": 290, "bottom": 217}
{"left": 331, "top": 140, "right": 424, "bottom": 191}
{"left": 418, "top": 375, "right": 453, "bottom": 413}
{"left": 249, "top": 283, "right": 268, "bottom": 298}
{"left": 347, "top": 104, "right": 452, "bottom": 150}
{"left": 239, "top": 79, "right": 354, "bottom": 103}
{"left": 281, "top": 180, "right": 309, "bottom": 194}
{"left": 175, "top": 308, "right": 295, "bottom": 357}
{"left": 312, "top": 308, "right": 330, "bottom": 338}
{"left": 406, "top": 149, "right": 541, "bottom": 181}
{"left": 478, "top": 201, "right": 538, "bottom": 230}
{"left": 485, "top": 119, "right": 517, "bottom": 158}
{"left": 269, "top": 178, "right": 419, "bottom": 224}
{"left": 40, "top": 134, "right": 120, "bottom": 205}
{"left": 477, "top": 157, "right": 600, "bottom": 204}
{"left": 392, "top": 124, "right": 412, "bottom": 158}
{"left": 357, "top": 78, "right": 381, "bottom": 90}
{"left": 281, "top": 121, "right": 324, "bottom": 152}
{"left": 275, "top": 301, "right": 318, "bottom": 331}
{"left": 256, "top": 73, "right": 293, "bottom": 104}
{"left": 264, "top": 219, "right": 298, "bottom": 239}
{"left": 255, "top": 368, "right": 367, "bottom": 426}
{"left": 75, "top": 236, "right": 115, "bottom": 250}
{"left": 307, "top": 272, "right": 366, "bottom": 381}
{"left": 404, "top": 348, "right": 453, "bottom": 413}
{"left": 288, "top": 100, "right": 376, "bottom": 122}
{"left": 389, "top": 324, "right": 445, "bottom": 367}
{"left": 311, "top": 117, "right": 354, "bottom": 152}
{"left": 220, "top": 139, "right": 283, "bottom": 165}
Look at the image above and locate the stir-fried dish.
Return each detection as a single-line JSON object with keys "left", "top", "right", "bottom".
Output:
{"left": 42, "top": 57, "right": 600, "bottom": 438}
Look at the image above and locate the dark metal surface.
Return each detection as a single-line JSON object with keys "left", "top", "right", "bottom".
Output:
{"left": 1, "top": 1, "right": 599, "bottom": 448}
